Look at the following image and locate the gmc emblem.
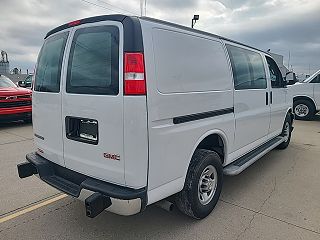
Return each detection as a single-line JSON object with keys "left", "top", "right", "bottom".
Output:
{"left": 6, "top": 96, "right": 17, "bottom": 100}
{"left": 104, "top": 153, "right": 120, "bottom": 161}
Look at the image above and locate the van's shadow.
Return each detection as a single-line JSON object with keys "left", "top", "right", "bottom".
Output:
{"left": 59, "top": 149, "right": 289, "bottom": 239}
{"left": 66, "top": 201, "right": 198, "bottom": 239}
{"left": 314, "top": 114, "right": 320, "bottom": 121}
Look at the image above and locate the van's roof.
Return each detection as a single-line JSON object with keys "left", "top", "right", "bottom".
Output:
{"left": 45, "top": 14, "right": 267, "bottom": 54}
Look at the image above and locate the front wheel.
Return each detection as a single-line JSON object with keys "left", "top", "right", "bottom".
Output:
{"left": 277, "top": 114, "right": 292, "bottom": 149}
{"left": 293, "top": 99, "right": 315, "bottom": 120}
{"left": 175, "top": 149, "right": 223, "bottom": 219}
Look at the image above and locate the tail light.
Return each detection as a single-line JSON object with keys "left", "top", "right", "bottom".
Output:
{"left": 124, "top": 53, "right": 146, "bottom": 95}
{"left": 68, "top": 20, "right": 81, "bottom": 27}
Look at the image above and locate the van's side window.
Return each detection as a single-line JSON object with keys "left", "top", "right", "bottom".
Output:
{"left": 266, "top": 56, "right": 283, "bottom": 88}
{"left": 227, "top": 45, "right": 266, "bottom": 90}
{"left": 34, "top": 32, "right": 68, "bottom": 92}
{"left": 311, "top": 75, "right": 320, "bottom": 83}
{"left": 66, "top": 26, "right": 119, "bottom": 95}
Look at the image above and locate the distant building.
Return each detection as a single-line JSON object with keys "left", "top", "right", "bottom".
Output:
{"left": 0, "top": 50, "right": 10, "bottom": 75}
{"left": 0, "top": 50, "right": 30, "bottom": 83}
{"left": 269, "top": 52, "right": 289, "bottom": 77}
{"left": 7, "top": 73, "right": 29, "bottom": 84}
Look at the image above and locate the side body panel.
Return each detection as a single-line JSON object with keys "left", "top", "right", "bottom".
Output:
{"left": 263, "top": 54, "right": 290, "bottom": 135}
{"left": 140, "top": 19, "right": 235, "bottom": 204}
{"left": 224, "top": 42, "right": 271, "bottom": 152}
{"left": 289, "top": 83, "right": 316, "bottom": 107}
{"left": 312, "top": 80, "right": 320, "bottom": 110}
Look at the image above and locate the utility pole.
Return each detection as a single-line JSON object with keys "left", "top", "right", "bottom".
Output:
{"left": 191, "top": 15, "right": 199, "bottom": 28}
{"left": 287, "top": 51, "right": 290, "bottom": 69}
{"left": 144, "top": 0, "right": 147, "bottom": 16}
{"left": 140, "top": 0, "right": 143, "bottom": 16}
{"left": 140, "top": 0, "right": 147, "bottom": 16}
{"left": 309, "top": 64, "right": 311, "bottom": 75}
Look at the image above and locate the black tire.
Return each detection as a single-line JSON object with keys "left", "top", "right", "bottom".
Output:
{"left": 277, "top": 114, "right": 292, "bottom": 149}
{"left": 293, "top": 99, "right": 315, "bottom": 120}
{"left": 175, "top": 149, "right": 223, "bottom": 219}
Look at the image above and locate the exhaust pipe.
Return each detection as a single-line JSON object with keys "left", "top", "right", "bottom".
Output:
{"left": 156, "top": 200, "right": 174, "bottom": 212}
{"left": 85, "top": 193, "right": 112, "bottom": 218}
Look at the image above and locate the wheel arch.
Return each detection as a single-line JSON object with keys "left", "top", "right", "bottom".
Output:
{"left": 183, "top": 130, "right": 228, "bottom": 181}
{"left": 293, "top": 95, "right": 316, "bottom": 110}
{"left": 286, "top": 107, "right": 294, "bottom": 122}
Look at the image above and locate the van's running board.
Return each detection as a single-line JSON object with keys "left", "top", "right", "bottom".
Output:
{"left": 223, "top": 137, "right": 284, "bottom": 176}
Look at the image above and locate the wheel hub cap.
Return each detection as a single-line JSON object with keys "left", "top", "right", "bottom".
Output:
{"left": 295, "top": 104, "right": 309, "bottom": 117}
{"left": 198, "top": 165, "right": 218, "bottom": 205}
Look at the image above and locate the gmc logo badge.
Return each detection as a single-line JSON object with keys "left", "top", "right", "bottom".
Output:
{"left": 6, "top": 96, "right": 17, "bottom": 100}
{"left": 104, "top": 153, "right": 120, "bottom": 161}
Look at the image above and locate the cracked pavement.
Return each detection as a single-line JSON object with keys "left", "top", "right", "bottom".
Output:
{"left": 0, "top": 116, "right": 320, "bottom": 240}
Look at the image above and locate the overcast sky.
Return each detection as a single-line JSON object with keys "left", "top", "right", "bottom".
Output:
{"left": 0, "top": 0, "right": 319, "bottom": 74}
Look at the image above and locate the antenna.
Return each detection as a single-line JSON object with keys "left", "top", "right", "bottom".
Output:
{"left": 144, "top": 0, "right": 147, "bottom": 16}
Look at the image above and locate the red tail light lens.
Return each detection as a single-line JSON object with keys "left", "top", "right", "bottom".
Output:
{"left": 124, "top": 53, "right": 146, "bottom": 95}
{"left": 68, "top": 20, "right": 81, "bottom": 27}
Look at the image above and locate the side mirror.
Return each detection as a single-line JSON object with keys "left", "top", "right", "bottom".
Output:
{"left": 282, "top": 77, "right": 288, "bottom": 87}
{"left": 18, "top": 80, "right": 26, "bottom": 87}
{"left": 285, "top": 72, "right": 296, "bottom": 86}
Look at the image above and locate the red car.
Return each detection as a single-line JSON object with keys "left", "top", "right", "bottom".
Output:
{"left": 0, "top": 74, "right": 32, "bottom": 123}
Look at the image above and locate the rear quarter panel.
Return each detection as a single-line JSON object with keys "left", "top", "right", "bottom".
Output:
{"left": 140, "top": 19, "right": 235, "bottom": 204}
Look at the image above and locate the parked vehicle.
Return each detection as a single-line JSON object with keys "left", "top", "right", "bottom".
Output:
{"left": 17, "top": 74, "right": 33, "bottom": 89}
{"left": 289, "top": 69, "right": 320, "bottom": 120}
{"left": 17, "top": 15, "right": 293, "bottom": 219}
{"left": 0, "top": 74, "right": 32, "bottom": 123}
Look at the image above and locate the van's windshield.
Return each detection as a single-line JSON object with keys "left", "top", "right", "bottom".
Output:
{"left": 34, "top": 32, "right": 68, "bottom": 92}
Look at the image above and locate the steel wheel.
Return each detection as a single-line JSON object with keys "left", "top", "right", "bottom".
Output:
{"left": 295, "top": 104, "right": 309, "bottom": 118}
{"left": 198, "top": 165, "right": 218, "bottom": 205}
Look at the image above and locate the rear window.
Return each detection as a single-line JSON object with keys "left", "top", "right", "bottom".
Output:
{"left": 66, "top": 26, "right": 119, "bottom": 95}
{"left": 34, "top": 32, "right": 68, "bottom": 92}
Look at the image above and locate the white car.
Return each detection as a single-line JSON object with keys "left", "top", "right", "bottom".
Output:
{"left": 17, "top": 15, "right": 293, "bottom": 220}
{"left": 289, "top": 70, "right": 320, "bottom": 120}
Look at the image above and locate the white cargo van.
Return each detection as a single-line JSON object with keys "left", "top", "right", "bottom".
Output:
{"left": 17, "top": 15, "right": 293, "bottom": 219}
{"left": 289, "top": 69, "right": 320, "bottom": 120}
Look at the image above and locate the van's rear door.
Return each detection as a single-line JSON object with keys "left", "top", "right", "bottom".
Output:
{"left": 33, "top": 30, "right": 69, "bottom": 166}
{"left": 62, "top": 22, "right": 125, "bottom": 185}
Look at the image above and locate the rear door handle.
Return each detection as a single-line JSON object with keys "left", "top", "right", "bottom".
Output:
{"left": 266, "top": 92, "right": 268, "bottom": 105}
{"left": 270, "top": 91, "right": 273, "bottom": 104}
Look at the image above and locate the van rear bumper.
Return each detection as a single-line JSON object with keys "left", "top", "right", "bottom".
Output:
{"left": 17, "top": 152, "right": 147, "bottom": 216}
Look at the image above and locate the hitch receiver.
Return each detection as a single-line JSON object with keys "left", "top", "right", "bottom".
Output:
{"left": 85, "top": 193, "right": 112, "bottom": 218}
{"left": 17, "top": 162, "right": 37, "bottom": 178}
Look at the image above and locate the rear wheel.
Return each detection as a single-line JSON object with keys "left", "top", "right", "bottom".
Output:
{"left": 293, "top": 99, "right": 315, "bottom": 120}
{"left": 277, "top": 114, "right": 292, "bottom": 149}
{"left": 175, "top": 149, "right": 223, "bottom": 219}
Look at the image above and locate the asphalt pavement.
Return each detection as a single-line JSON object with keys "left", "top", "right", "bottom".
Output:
{"left": 0, "top": 117, "right": 319, "bottom": 240}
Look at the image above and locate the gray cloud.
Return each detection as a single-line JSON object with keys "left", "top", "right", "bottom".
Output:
{"left": 0, "top": 0, "right": 319, "bottom": 74}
